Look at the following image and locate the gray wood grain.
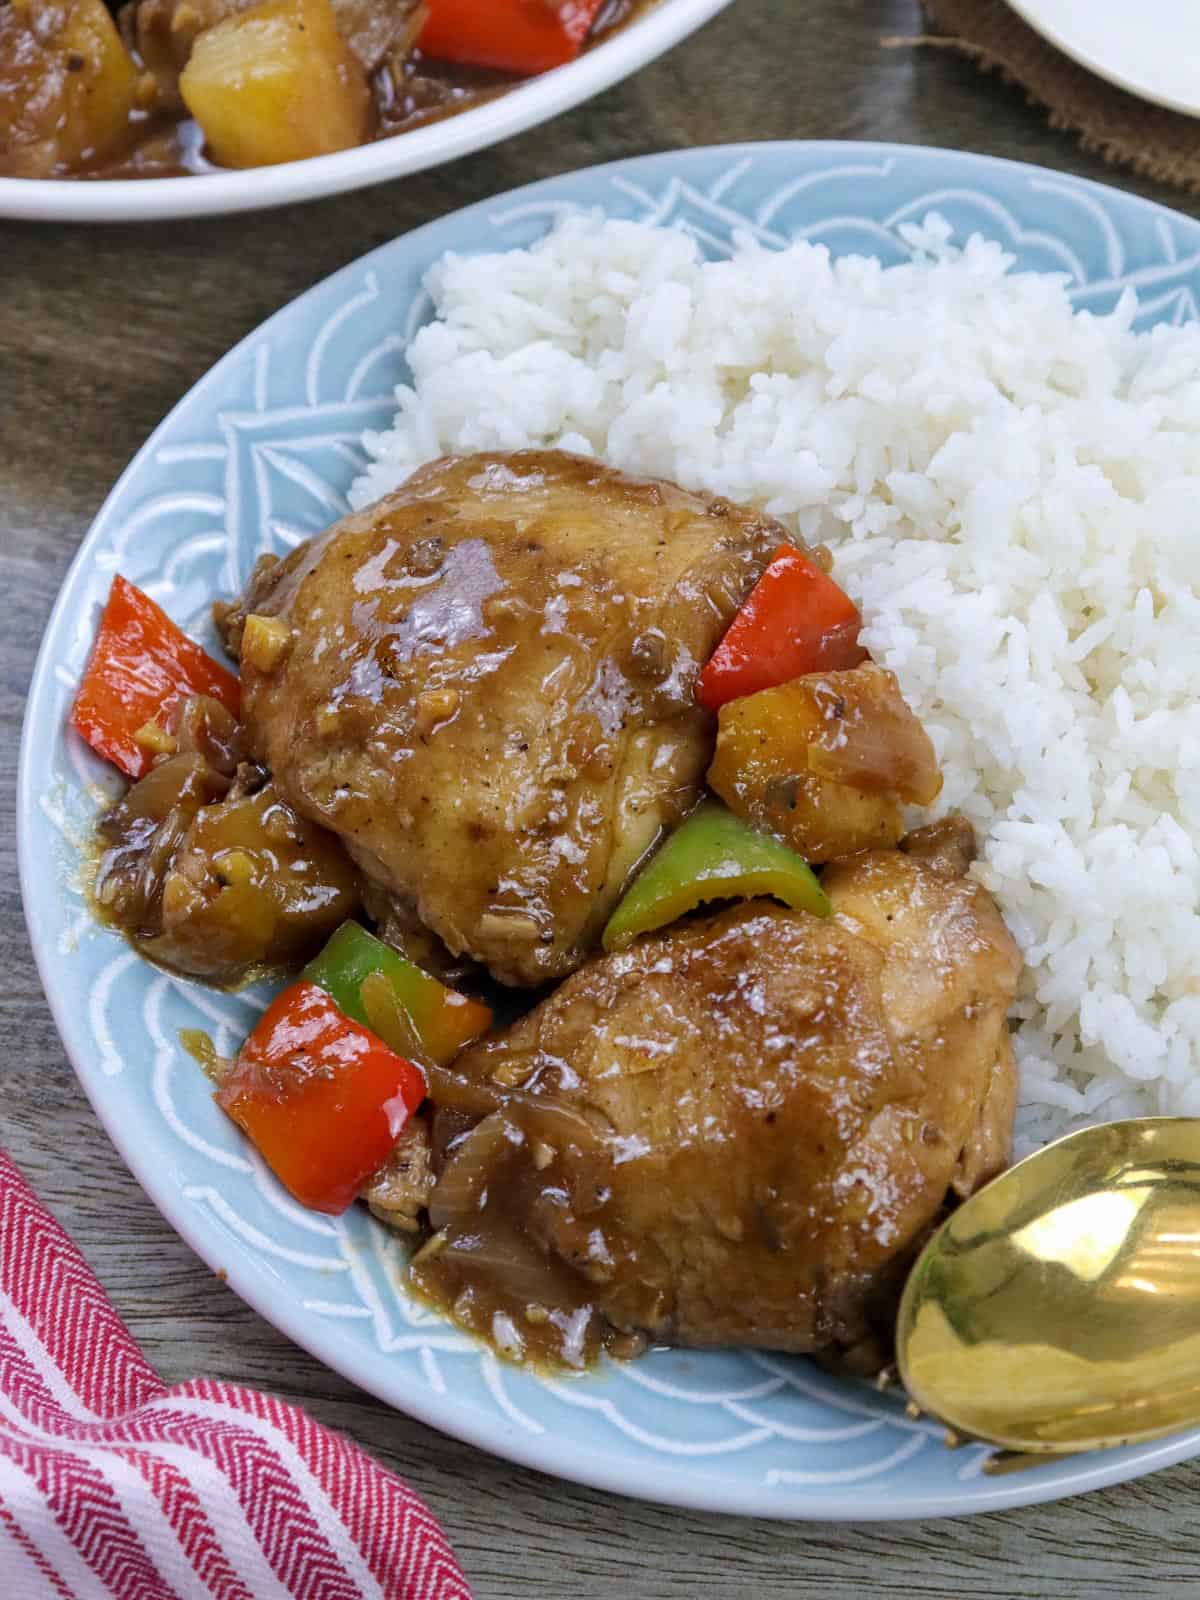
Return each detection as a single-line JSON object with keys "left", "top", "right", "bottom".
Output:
{"left": 4, "top": 1, "right": 1200, "bottom": 1594}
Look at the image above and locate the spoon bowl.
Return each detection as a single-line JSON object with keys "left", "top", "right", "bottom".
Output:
{"left": 896, "top": 1117, "right": 1200, "bottom": 1454}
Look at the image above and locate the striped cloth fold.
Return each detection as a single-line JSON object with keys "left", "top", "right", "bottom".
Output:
{"left": 0, "top": 1150, "right": 472, "bottom": 1600}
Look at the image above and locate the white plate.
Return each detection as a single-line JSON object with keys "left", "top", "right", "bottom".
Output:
{"left": 1009, "top": 0, "right": 1200, "bottom": 117}
{"left": 0, "top": 0, "right": 732, "bottom": 224}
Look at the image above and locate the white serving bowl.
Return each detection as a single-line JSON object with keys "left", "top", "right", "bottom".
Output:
{"left": 0, "top": 0, "right": 733, "bottom": 224}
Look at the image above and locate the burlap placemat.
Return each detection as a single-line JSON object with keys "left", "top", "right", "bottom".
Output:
{"left": 909, "top": 0, "right": 1200, "bottom": 192}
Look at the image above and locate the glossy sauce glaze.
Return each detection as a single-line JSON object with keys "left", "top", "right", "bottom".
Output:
{"left": 412, "top": 901, "right": 899, "bottom": 1369}
{"left": 83, "top": 446, "right": 1022, "bottom": 1378}
{"left": 411, "top": 854, "right": 1019, "bottom": 1372}
{"left": 227, "top": 450, "right": 781, "bottom": 987}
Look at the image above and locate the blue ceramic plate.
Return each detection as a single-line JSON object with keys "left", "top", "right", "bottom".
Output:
{"left": 21, "top": 144, "right": 1200, "bottom": 1519}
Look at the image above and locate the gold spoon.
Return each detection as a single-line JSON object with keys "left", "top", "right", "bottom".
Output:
{"left": 895, "top": 1117, "right": 1200, "bottom": 1457}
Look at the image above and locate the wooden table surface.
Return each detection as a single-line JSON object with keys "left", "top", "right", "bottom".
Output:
{"left": 3, "top": 1, "right": 1197, "bottom": 1593}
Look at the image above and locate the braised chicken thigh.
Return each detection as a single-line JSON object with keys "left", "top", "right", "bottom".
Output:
{"left": 228, "top": 451, "right": 781, "bottom": 985}
{"left": 412, "top": 830, "right": 1020, "bottom": 1366}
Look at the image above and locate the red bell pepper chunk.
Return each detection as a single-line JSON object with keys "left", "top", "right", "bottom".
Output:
{"left": 216, "top": 981, "right": 427, "bottom": 1215}
{"left": 417, "top": 0, "right": 607, "bottom": 75}
{"left": 71, "top": 575, "right": 240, "bottom": 781}
{"left": 696, "top": 544, "right": 868, "bottom": 712}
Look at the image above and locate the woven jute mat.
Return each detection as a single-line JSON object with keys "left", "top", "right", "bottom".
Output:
{"left": 909, "top": 0, "right": 1200, "bottom": 193}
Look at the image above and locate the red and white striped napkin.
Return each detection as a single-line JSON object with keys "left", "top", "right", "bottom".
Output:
{"left": 0, "top": 1150, "right": 473, "bottom": 1599}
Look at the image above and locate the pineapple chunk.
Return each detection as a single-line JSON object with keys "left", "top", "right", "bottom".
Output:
{"left": 0, "top": 0, "right": 141, "bottom": 177}
{"left": 708, "top": 664, "right": 941, "bottom": 863}
{"left": 179, "top": 0, "right": 373, "bottom": 169}
{"left": 132, "top": 0, "right": 254, "bottom": 112}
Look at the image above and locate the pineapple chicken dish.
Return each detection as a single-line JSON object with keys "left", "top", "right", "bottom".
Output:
{"left": 76, "top": 450, "right": 1021, "bottom": 1371}
{"left": 0, "top": 0, "right": 649, "bottom": 179}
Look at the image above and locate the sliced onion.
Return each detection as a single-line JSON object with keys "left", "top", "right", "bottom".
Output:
{"left": 172, "top": 694, "right": 243, "bottom": 776}
{"left": 361, "top": 970, "right": 429, "bottom": 1067}
{"left": 427, "top": 1100, "right": 606, "bottom": 1222}
{"left": 423, "top": 1060, "right": 509, "bottom": 1118}
{"left": 428, "top": 1218, "right": 587, "bottom": 1312}
{"left": 428, "top": 1112, "right": 520, "bottom": 1228}
{"left": 178, "top": 1028, "right": 235, "bottom": 1085}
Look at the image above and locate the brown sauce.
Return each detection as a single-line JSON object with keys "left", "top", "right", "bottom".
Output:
{"left": 409, "top": 1089, "right": 649, "bottom": 1371}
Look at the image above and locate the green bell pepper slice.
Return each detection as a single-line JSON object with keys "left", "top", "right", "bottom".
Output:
{"left": 602, "top": 802, "right": 830, "bottom": 952}
{"left": 302, "top": 921, "right": 491, "bottom": 1067}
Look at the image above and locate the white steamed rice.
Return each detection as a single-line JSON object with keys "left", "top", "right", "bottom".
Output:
{"left": 352, "top": 212, "right": 1200, "bottom": 1154}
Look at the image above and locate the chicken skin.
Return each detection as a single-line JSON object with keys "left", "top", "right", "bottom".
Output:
{"left": 413, "top": 831, "right": 1021, "bottom": 1366}
{"left": 228, "top": 451, "right": 781, "bottom": 985}
{"left": 822, "top": 832, "right": 1020, "bottom": 1235}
